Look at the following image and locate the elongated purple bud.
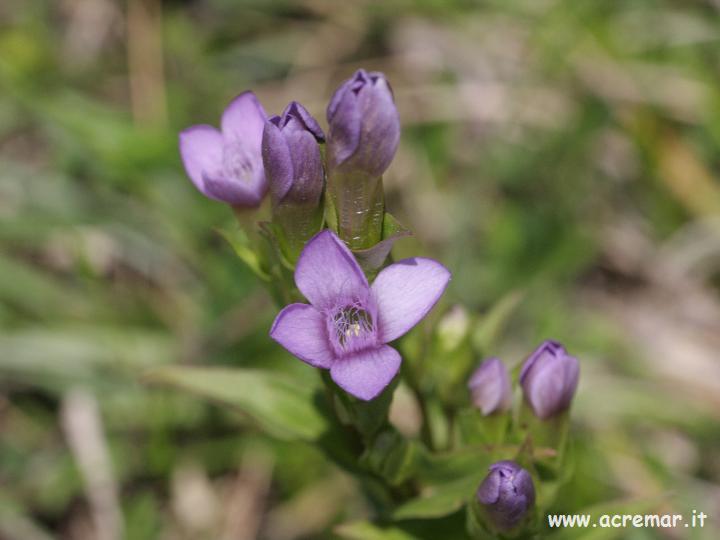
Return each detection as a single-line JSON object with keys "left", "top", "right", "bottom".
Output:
{"left": 476, "top": 460, "right": 535, "bottom": 532}
{"left": 326, "top": 70, "right": 400, "bottom": 249}
{"left": 520, "top": 340, "right": 579, "bottom": 420}
{"left": 262, "top": 102, "right": 325, "bottom": 261}
{"left": 468, "top": 358, "right": 512, "bottom": 415}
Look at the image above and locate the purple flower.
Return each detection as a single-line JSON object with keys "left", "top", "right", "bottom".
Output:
{"left": 179, "top": 92, "right": 268, "bottom": 207}
{"left": 477, "top": 460, "right": 535, "bottom": 532}
{"left": 520, "top": 340, "right": 579, "bottom": 420}
{"left": 468, "top": 358, "right": 512, "bottom": 416}
{"left": 270, "top": 230, "right": 451, "bottom": 400}
{"left": 262, "top": 102, "right": 325, "bottom": 259}
{"left": 326, "top": 69, "right": 400, "bottom": 178}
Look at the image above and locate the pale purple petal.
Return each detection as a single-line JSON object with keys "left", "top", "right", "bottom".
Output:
{"left": 372, "top": 258, "right": 451, "bottom": 343}
{"left": 295, "top": 230, "right": 369, "bottom": 308}
{"left": 519, "top": 340, "right": 565, "bottom": 382}
{"left": 285, "top": 129, "right": 323, "bottom": 204}
{"left": 520, "top": 340, "right": 579, "bottom": 419}
{"left": 262, "top": 120, "right": 294, "bottom": 201}
{"left": 202, "top": 171, "right": 264, "bottom": 206}
{"left": 476, "top": 468, "right": 502, "bottom": 505}
{"left": 326, "top": 79, "right": 361, "bottom": 168}
{"left": 281, "top": 101, "right": 325, "bottom": 141}
{"left": 178, "top": 125, "right": 223, "bottom": 197}
{"left": 269, "top": 303, "right": 335, "bottom": 368}
{"left": 523, "top": 353, "right": 579, "bottom": 419}
{"left": 221, "top": 91, "right": 267, "bottom": 147}
{"left": 330, "top": 344, "right": 401, "bottom": 401}
{"left": 353, "top": 75, "right": 400, "bottom": 177}
{"left": 468, "top": 358, "right": 512, "bottom": 415}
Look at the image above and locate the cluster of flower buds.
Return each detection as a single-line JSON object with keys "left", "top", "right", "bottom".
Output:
{"left": 468, "top": 339, "right": 579, "bottom": 420}
{"left": 180, "top": 69, "right": 400, "bottom": 261}
{"left": 467, "top": 340, "right": 579, "bottom": 535}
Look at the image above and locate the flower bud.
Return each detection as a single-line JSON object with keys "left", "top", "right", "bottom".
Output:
{"left": 325, "top": 70, "right": 400, "bottom": 249}
{"left": 476, "top": 460, "right": 535, "bottom": 533}
{"left": 520, "top": 340, "right": 579, "bottom": 420}
{"left": 262, "top": 102, "right": 325, "bottom": 261}
{"left": 468, "top": 358, "right": 512, "bottom": 416}
{"left": 327, "top": 69, "right": 400, "bottom": 178}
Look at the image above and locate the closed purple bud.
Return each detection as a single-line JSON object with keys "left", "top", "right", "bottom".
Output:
{"left": 179, "top": 92, "right": 268, "bottom": 207}
{"left": 477, "top": 460, "right": 535, "bottom": 532}
{"left": 327, "top": 69, "right": 400, "bottom": 178}
{"left": 325, "top": 70, "right": 400, "bottom": 250}
{"left": 520, "top": 340, "right": 579, "bottom": 420}
{"left": 262, "top": 102, "right": 325, "bottom": 261}
{"left": 468, "top": 358, "right": 512, "bottom": 415}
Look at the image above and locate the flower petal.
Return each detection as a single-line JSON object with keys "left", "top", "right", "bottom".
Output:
{"left": 202, "top": 171, "right": 264, "bottom": 207}
{"left": 295, "top": 230, "right": 369, "bottom": 308}
{"left": 326, "top": 78, "right": 361, "bottom": 169}
{"left": 523, "top": 353, "right": 579, "bottom": 419}
{"left": 330, "top": 345, "right": 401, "bottom": 401}
{"left": 285, "top": 129, "right": 324, "bottom": 204}
{"left": 262, "top": 120, "right": 294, "bottom": 201}
{"left": 270, "top": 303, "right": 334, "bottom": 368}
{"left": 353, "top": 74, "right": 400, "bottom": 177}
{"left": 281, "top": 101, "right": 325, "bottom": 141}
{"left": 372, "top": 258, "right": 451, "bottom": 343}
{"left": 221, "top": 91, "right": 267, "bottom": 147}
{"left": 178, "top": 125, "right": 223, "bottom": 197}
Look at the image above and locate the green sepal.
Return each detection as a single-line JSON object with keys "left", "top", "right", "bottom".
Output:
{"left": 257, "top": 221, "right": 301, "bottom": 305}
{"left": 466, "top": 493, "right": 539, "bottom": 540}
{"left": 352, "top": 212, "right": 412, "bottom": 276}
{"left": 327, "top": 170, "right": 384, "bottom": 250}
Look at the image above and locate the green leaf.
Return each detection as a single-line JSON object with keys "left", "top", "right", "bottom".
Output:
{"left": 144, "top": 366, "right": 330, "bottom": 441}
{"left": 335, "top": 521, "right": 417, "bottom": 540}
{"left": 392, "top": 476, "right": 477, "bottom": 520}
{"left": 392, "top": 447, "right": 494, "bottom": 520}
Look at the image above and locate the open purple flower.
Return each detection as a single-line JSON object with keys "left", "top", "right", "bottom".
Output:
{"left": 520, "top": 340, "right": 579, "bottom": 419}
{"left": 270, "top": 230, "right": 451, "bottom": 400}
{"left": 179, "top": 92, "right": 268, "bottom": 207}
{"left": 477, "top": 460, "right": 535, "bottom": 532}
{"left": 468, "top": 358, "right": 512, "bottom": 415}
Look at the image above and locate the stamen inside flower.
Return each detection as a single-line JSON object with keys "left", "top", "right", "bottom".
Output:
{"left": 327, "top": 301, "right": 376, "bottom": 355}
{"left": 223, "top": 142, "right": 255, "bottom": 183}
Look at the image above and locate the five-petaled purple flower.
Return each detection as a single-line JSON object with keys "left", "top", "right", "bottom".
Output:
{"left": 520, "top": 340, "right": 579, "bottom": 420}
{"left": 477, "top": 460, "right": 535, "bottom": 532}
{"left": 468, "top": 358, "right": 512, "bottom": 416}
{"left": 270, "top": 230, "right": 451, "bottom": 400}
{"left": 327, "top": 69, "right": 400, "bottom": 178}
{"left": 179, "top": 92, "right": 268, "bottom": 207}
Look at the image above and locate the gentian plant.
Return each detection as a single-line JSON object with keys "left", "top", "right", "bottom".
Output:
{"left": 163, "top": 70, "right": 583, "bottom": 539}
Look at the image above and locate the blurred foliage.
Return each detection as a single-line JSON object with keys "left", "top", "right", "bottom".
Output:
{"left": 1, "top": 0, "right": 720, "bottom": 538}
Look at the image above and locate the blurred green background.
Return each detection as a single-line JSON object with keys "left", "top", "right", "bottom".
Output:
{"left": 1, "top": 0, "right": 719, "bottom": 538}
